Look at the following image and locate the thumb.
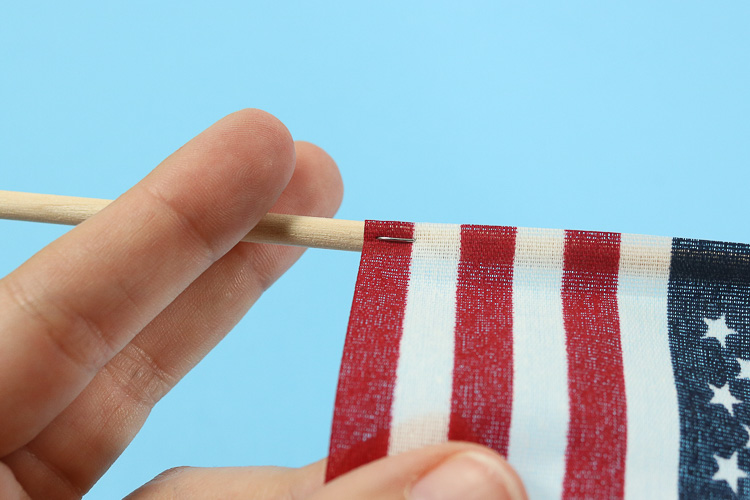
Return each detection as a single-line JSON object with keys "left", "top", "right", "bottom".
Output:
{"left": 125, "top": 460, "right": 326, "bottom": 499}
{"left": 123, "top": 443, "right": 526, "bottom": 500}
{"left": 313, "top": 442, "right": 527, "bottom": 500}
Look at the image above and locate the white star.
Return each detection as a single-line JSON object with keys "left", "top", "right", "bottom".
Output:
{"left": 743, "top": 425, "right": 750, "bottom": 449}
{"left": 704, "top": 315, "right": 736, "bottom": 349}
{"left": 713, "top": 451, "right": 748, "bottom": 495}
{"left": 709, "top": 383, "right": 743, "bottom": 416}
{"left": 738, "top": 359, "right": 750, "bottom": 380}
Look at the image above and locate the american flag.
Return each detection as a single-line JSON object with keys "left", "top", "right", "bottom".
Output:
{"left": 327, "top": 220, "right": 750, "bottom": 499}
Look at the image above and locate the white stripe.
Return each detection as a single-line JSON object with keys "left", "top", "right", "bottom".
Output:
{"left": 507, "top": 227, "right": 569, "bottom": 499}
{"left": 388, "top": 223, "right": 461, "bottom": 456}
{"left": 618, "top": 234, "right": 680, "bottom": 499}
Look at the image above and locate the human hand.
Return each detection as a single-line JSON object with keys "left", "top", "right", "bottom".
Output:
{"left": 0, "top": 109, "right": 526, "bottom": 499}
{"left": 130, "top": 442, "right": 527, "bottom": 500}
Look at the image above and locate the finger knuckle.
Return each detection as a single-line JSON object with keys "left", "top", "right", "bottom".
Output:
{"left": 1, "top": 277, "right": 116, "bottom": 375}
{"left": 102, "top": 342, "right": 176, "bottom": 410}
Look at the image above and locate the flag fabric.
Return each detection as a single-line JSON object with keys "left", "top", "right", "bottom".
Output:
{"left": 326, "top": 220, "right": 750, "bottom": 499}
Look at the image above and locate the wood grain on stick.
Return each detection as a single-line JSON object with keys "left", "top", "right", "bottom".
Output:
{"left": 0, "top": 190, "right": 365, "bottom": 252}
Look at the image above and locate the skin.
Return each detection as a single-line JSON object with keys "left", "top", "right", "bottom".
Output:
{"left": 0, "top": 110, "right": 526, "bottom": 499}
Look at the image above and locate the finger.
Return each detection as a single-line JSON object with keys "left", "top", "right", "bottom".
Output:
{"left": 0, "top": 109, "right": 295, "bottom": 455}
{"left": 4, "top": 142, "right": 343, "bottom": 497}
{"left": 126, "top": 460, "right": 326, "bottom": 500}
{"left": 0, "top": 463, "right": 27, "bottom": 499}
{"left": 312, "top": 443, "right": 527, "bottom": 500}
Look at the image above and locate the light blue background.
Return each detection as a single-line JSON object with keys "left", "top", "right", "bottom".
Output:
{"left": 1, "top": 2, "right": 749, "bottom": 497}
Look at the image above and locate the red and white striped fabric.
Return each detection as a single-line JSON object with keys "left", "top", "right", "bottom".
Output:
{"left": 327, "top": 221, "right": 680, "bottom": 499}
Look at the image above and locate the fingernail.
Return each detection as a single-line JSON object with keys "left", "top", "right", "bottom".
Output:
{"left": 409, "top": 452, "right": 524, "bottom": 500}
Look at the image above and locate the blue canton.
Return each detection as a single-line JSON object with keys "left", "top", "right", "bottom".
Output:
{"left": 669, "top": 238, "right": 750, "bottom": 498}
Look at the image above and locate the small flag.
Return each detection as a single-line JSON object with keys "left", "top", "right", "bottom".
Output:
{"left": 327, "top": 220, "right": 750, "bottom": 499}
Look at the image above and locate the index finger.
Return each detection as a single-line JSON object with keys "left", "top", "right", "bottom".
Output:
{"left": 0, "top": 109, "right": 296, "bottom": 455}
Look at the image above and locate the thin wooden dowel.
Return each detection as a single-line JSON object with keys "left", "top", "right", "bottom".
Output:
{"left": 0, "top": 190, "right": 365, "bottom": 252}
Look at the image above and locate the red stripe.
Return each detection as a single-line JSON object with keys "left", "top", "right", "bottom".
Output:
{"left": 448, "top": 225, "right": 517, "bottom": 456}
{"left": 325, "top": 220, "right": 415, "bottom": 481}
{"left": 561, "top": 230, "right": 626, "bottom": 499}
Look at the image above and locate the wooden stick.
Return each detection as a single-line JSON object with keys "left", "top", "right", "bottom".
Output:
{"left": 0, "top": 190, "right": 365, "bottom": 252}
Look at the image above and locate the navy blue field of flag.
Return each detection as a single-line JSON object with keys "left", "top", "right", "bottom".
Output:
{"left": 669, "top": 238, "right": 750, "bottom": 498}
